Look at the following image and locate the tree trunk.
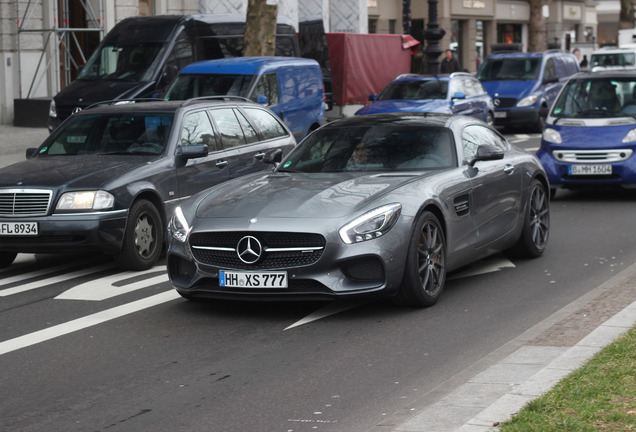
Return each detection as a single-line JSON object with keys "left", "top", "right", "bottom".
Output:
{"left": 528, "top": 0, "right": 547, "bottom": 52}
{"left": 619, "top": 0, "right": 635, "bottom": 30}
{"left": 244, "top": 0, "right": 278, "bottom": 57}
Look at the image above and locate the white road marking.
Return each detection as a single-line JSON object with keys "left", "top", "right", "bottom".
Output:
{"left": 0, "top": 290, "right": 180, "bottom": 356}
{"left": 284, "top": 301, "right": 369, "bottom": 330}
{"left": 0, "top": 258, "right": 102, "bottom": 286}
{"left": 0, "top": 264, "right": 116, "bottom": 297}
{"left": 56, "top": 269, "right": 168, "bottom": 301}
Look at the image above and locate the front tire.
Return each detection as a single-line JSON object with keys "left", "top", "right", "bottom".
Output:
{"left": 114, "top": 199, "right": 163, "bottom": 270}
{"left": 512, "top": 179, "right": 550, "bottom": 257}
{"left": 0, "top": 252, "right": 17, "bottom": 268}
{"left": 393, "top": 211, "right": 446, "bottom": 307}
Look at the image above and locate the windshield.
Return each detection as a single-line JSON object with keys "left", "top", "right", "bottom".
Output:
{"left": 477, "top": 58, "right": 541, "bottom": 81}
{"left": 165, "top": 73, "right": 253, "bottom": 100}
{"left": 278, "top": 124, "right": 456, "bottom": 173}
{"left": 551, "top": 77, "right": 636, "bottom": 118}
{"left": 78, "top": 44, "right": 164, "bottom": 82}
{"left": 37, "top": 113, "right": 174, "bottom": 156}
{"left": 378, "top": 80, "right": 448, "bottom": 100}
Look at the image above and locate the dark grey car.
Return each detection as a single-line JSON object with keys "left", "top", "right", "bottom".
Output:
{"left": 166, "top": 113, "right": 550, "bottom": 307}
{"left": 0, "top": 98, "right": 296, "bottom": 270}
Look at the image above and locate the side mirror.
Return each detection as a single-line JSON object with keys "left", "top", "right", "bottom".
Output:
{"left": 369, "top": 94, "right": 378, "bottom": 102}
{"left": 26, "top": 148, "right": 38, "bottom": 158}
{"left": 452, "top": 92, "right": 466, "bottom": 100}
{"left": 263, "top": 148, "right": 282, "bottom": 165}
{"left": 178, "top": 144, "right": 208, "bottom": 160}
{"left": 470, "top": 144, "right": 504, "bottom": 166}
{"left": 256, "top": 94, "right": 268, "bottom": 105}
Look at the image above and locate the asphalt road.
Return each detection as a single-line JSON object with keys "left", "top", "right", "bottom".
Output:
{"left": 1, "top": 130, "right": 635, "bottom": 432}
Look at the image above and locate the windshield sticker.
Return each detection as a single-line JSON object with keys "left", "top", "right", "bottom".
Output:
{"left": 283, "top": 161, "right": 292, "bottom": 168}
{"left": 39, "top": 147, "right": 47, "bottom": 153}
{"left": 554, "top": 108, "right": 562, "bottom": 114}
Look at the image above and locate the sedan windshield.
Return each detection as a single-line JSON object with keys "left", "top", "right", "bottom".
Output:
{"left": 378, "top": 80, "right": 448, "bottom": 100}
{"left": 551, "top": 77, "right": 636, "bottom": 118}
{"left": 279, "top": 124, "right": 456, "bottom": 173}
{"left": 78, "top": 44, "right": 164, "bottom": 82}
{"left": 165, "top": 74, "right": 253, "bottom": 100}
{"left": 37, "top": 113, "right": 174, "bottom": 156}
{"left": 477, "top": 58, "right": 541, "bottom": 81}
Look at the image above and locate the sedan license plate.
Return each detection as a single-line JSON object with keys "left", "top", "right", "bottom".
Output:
{"left": 569, "top": 164, "right": 612, "bottom": 175}
{"left": 219, "top": 270, "right": 288, "bottom": 288}
{"left": 494, "top": 111, "right": 507, "bottom": 118}
{"left": 0, "top": 222, "right": 38, "bottom": 236}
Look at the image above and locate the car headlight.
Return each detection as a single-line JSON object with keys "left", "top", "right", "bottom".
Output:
{"left": 622, "top": 128, "right": 636, "bottom": 143}
{"left": 49, "top": 100, "right": 57, "bottom": 118}
{"left": 542, "top": 128, "right": 562, "bottom": 144}
{"left": 169, "top": 206, "right": 191, "bottom": 243}
{"left": 339, "top": 203, "right": 402, "bottom": 244}
{"left": 517, "top": 95, "right": 538, "bottom": 108}
{"left": 56, "top": 190, "right": 114, "bottom": 210}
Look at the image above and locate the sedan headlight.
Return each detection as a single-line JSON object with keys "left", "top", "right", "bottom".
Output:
{"left": 517, "top": 95, "right": 538, "bottom": 108}
{"left": 56, "top": 190, "right": 114, "bottom": 210}
{"left": 169, "top": 206, "right": 191, "bottom": 243}
{"left": 622, "top": 128, "right": 636, "bottom": 143}
{"left": 339, "top": 203, "right": 402, "bottom": 244}
{"left": 542, "top": 128, "right": 562, "bottom": 144}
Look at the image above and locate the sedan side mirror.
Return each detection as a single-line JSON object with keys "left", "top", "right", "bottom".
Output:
{"left": 264, "top": 148, "right": 282, "bottom": 165}
{"left": 26, "top": 148, "right": 38, "bottom": 158}
{"left": 470, "top": 144, "right": 504, "bottom": 166}
{"left": 452, "top": 92, "right": 466, "bottom": 100}
{"left": 369, "top": 94, "right": 378, "bottom": 102}
{"left": 178, "top": 144, "right": 208, "bottom": 160}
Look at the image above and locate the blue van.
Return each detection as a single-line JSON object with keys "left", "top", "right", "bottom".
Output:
{"left": 477, "top": 50, "right": 579, "bottom": 131}
{"left": 165, "top": 56, "right": 325, "bottom": 140}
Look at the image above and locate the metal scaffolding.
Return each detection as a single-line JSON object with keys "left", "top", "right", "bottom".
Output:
{"left": 15, "top": 0, "right": 105, "bottom": 99}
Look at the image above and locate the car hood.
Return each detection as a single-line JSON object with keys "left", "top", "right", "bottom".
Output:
{"left": 480, "top": 80, "right": 535, "bottom": 99}
{"left": 549, "top": 123, "right": 636, "bottom": 148}
{"left": 195, "top": 172, "right": 422, "bottom": 219}
{"left": 0, "top": 155, "right": 156, "bottom": 189}
{"left": 355, "top": 100, "right": 450, "bottom": 115}
{"left": 54, "top": 79, "right": 153, "bottom": 107}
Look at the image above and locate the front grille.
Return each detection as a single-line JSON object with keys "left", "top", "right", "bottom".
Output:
{"left": 495, "top": 98, "right": 517, "bottom": 108}
{"left": 0, "top": 189, "right": 52, "bottom": 217}
{"left": 190, "top": 231, "right": 326, "bottom": 270}
{"left": 553, "top": 149, "right": 633, "bottom": 163}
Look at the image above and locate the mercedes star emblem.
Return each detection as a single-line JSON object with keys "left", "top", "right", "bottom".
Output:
{"left": 236, "top": 236, "right": 263, "bottom": 264}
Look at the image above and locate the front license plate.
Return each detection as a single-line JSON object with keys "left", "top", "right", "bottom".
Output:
{"left": 569, "top": 164, "right": 612, "bottom": 175}
{"left": 0, "top": 222, "right": 38, "bottom": 236}
{"left": 494, "top": 111, "right": 507, "bottom": 118}
{"left": 219, "top": 270, "right": 288, "bottom": 288}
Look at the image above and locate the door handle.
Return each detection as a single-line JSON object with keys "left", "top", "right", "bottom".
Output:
{"left": 503, "top": 164, "right": 514, "bottom": 175}
{"left": 254, "top": 152, "right": 265, "bottom": 160}
{"left": 216, "top": 160, "right": 228, "bottom": 168}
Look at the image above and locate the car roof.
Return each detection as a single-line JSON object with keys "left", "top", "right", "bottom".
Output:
{"left": 180, "top": 56, "right": 318, "bottom": 75}
{"left": 567, "top": 70, "right": 636, "bottom": 80}
{"left": 486, "top": 50, "right": 569, "bottom": 60}
{"left": 75, "top": 98, "right": 259, "bottom": 115}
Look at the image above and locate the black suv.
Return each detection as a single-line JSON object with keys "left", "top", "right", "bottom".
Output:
{"left": 0, "top": 97, "right": 296, "bottom": 270}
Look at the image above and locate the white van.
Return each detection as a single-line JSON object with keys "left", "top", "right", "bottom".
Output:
{"left": 590, "top": 47, "right": 636, "bottom": 72}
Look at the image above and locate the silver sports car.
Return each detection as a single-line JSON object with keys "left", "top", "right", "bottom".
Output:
{"left": 166, "top": 113, "right": 550, "bottom": 307}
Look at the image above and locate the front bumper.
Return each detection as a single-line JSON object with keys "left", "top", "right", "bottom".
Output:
{"left": 494, "top": 107, "right": 540, "bottom": 127}
{"left": 0, "top": 210, "right": 128, "bottom": 254}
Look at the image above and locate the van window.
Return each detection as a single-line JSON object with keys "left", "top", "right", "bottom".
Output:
{"left": 477, "top": 58, "right": 541, "bottom": 81}
{"left": 252, "top": 73, "right": 279, "bottom": 106}
{"left": 243, "top": 107, "right": 289, "bottom": 140}
{"left": 79, "top": 44, "right": 164, "bottom": 81}
{"left": 161, "top": 41, "right": 194, "bottom": 88}
{"left": 165, "top": 74, "right": 253, "bottom": 99}
{"left": 543, "top": 58, "right": 556, "bottom": 82}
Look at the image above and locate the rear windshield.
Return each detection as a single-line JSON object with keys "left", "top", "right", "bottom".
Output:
{"left": 378, "top": 80, "right": 448, "bottom": 100}
{"left": 477, "top": 58, "right": 541, "bottom": 81}
{"left": 165, "top": 74, "right": 253, "bottom": 100}
{"left": 551, "top": 77, "right": 636, "bottom": 118}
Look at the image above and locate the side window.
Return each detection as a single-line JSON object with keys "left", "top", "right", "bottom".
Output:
{"left": 449, "top": 78, "right": 462, "bottom": 96}
{"left": 243, "top": 107, "right": 289, "bottom": 140}
{"left": 211, "top": 108, "right": 247, "bottom": 148}
{"left": 252, "top": 73, "right": 279, "bottom": 106}
{"left": 234, "top": 109, "right": 259, "bottom": 144}
{"left": 279, "top": 70, "right": 297, "bottom": 104}
{"left": 543, "top": 58, "right": 556, "bottom": 82}
{"left": 161, "top": 38, "right": 194, "bottom": 87}
{"left": 180, "top": 111, "right": 216, "bottom": 151}
{"left": 461, "top": 125, "right": 506, "bottom": 162}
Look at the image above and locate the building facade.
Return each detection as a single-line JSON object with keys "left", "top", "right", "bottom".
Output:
{"left": 0, "top": 0, "right": 601, "bottom": 124}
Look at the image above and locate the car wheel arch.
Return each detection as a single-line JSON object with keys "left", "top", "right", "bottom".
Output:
{"left": 413, "top": 203, "right": 447, "bottom": 240}
{"left": 131, "top": 190, "right": 167, "bottom": 230}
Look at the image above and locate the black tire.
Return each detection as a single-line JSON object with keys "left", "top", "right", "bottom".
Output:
{"left": 512, "top": 179, "right": 550, "bottom": 258}
{"left": 535, "top": 107, "right": 547, "bottom": 132}
{"left": 114, "top": 199, "right": 163, "bottom": 271}
{"left": 0, "top": 252, "right": 17, "bottom": 268}
{"left": 393, "top": 211, "right": 446, "bottom": 307}
{"left": 550, "top": 188, "right": 557, "bottom": 200}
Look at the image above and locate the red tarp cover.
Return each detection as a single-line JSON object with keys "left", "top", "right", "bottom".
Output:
{"left": 326, "top": 33, "right": 417, "bottom": 106}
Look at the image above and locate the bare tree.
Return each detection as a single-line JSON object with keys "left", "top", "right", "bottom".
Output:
{"left": 528, "top": 0, "right": 547, "bottom": 52}
{"left": 619, "top": 0, "right": 635, "bottom": 31}
{"left": 244, "top": 0, "right": 278, "bottom": 56}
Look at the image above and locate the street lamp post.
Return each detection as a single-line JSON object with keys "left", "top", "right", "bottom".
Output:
{"left": 422, "top": 0, "right": 445, "bottom": 75}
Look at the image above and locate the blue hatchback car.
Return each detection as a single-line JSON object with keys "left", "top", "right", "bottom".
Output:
{"left": 537, "top": 71, "right": 636, "bottom": 196}
{"left": 355, "top": 73, "right": 494, "bottom": 124}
